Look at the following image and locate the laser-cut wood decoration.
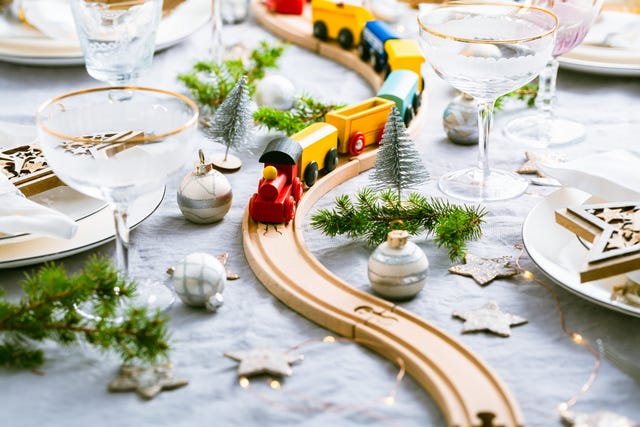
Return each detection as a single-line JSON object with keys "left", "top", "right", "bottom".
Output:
{"left": 555, "top": 201, "right": 640, "bottom": 282}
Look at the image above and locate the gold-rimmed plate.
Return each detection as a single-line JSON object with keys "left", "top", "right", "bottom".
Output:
{"left": 0, "top": 186, "right": 164, "bottom": 268}
{"left": 0, "top": 0, "right": 210, "bottom": 66}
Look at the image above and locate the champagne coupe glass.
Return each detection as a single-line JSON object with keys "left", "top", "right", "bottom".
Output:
{"left": 70, "top": 0, "right": 163, "bottom": 89}
{"left": 418, "top": 2, "right": 557, "bottom": 201}
{"left": 36, "top": 87, "right": 199, "bottom": 312}
{"left": 503, "top": 0, "right": 604, "bottom": 147}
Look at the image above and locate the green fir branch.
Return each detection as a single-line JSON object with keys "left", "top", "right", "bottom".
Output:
{"left": 0, "top": 256, "right": 170, "bottom": 369}
{"left": 253, "top": 95, "right": 344, "bottom": 136}
{"left": 310, "top": 188, "right": 486, "bottom": 261}
{"left": 178, "top": 41, "right": 285, "bottom": 116}
{"left": 495, "top": 81, "right": 539, "bottom": 111}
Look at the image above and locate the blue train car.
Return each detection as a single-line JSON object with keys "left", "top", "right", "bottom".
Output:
{"left": 358, "top": 20, "right": 399, "bottom": 72}
{"left": 376, "top": 69, "right": 420, "bottom": 125}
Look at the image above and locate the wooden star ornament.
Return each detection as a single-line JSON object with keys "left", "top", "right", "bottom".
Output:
{"left": 448, "top": 254, "right": 519, "bottom": 286}
{"left": 517, "top": 150, "right": 566, "bottom": 177}
{"left": 108, "top": 363, "right": 188, "bottom": 399}
{"left": 453, "top": 301, "right": 527, "bottom": 337}
{"left": 224, "top": 348, "right": 304, "bottom": 378}
{"left": 555, "top": 201, "right": 640, "bottom": 282}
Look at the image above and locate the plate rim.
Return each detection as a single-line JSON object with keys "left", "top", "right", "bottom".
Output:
{"left": 0, "top": 0, "right": 211, "bottom": 65}
{"left": 522, "top": 187, "right": 640, "bottom": 318}
{"left": 0, "top": 186, "right": 165, "bottom": 269}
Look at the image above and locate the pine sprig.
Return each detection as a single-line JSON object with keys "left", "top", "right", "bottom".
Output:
{"left": 0, "top": 256, "right": 170, "bottom": 369}
{"left": 495, "top": 81, "right": 539, "bottom": 111}
{"left": 253, "top": 95, "right": 344, "bottom": 136}
{"left": 310, "top": 188, "right": 486, "bottom": 261}
{"left": 178, "top": 41, "right": 285, "bottom": 116}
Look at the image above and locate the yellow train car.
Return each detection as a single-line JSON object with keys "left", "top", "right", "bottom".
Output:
{"left": 291, "top": 122, "right": 339, "bottom": 187}
{"left": 385, "top": 39, "right": 426, "bottom": 92}
{"left": 325, "top": 97, "right": 395, "bottom": 156}
{"left": 311, "top": 0, "right": 374, "bottom": 49}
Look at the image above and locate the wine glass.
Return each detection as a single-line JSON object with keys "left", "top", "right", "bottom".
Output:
{"left": 503, "top": 0, "right": 604, "bottom": 147}
{"left": 418, "top": 2, "right": 557, "bottom": 202}
{"left": 69, "top": 0, "right": 163, "bottom": 87}
{"left": 36, "top": 87, "right": 199, "bottom": 312}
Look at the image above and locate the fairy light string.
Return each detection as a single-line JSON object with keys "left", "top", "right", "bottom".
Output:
{"left": 235, "top": 335, "right": 406, "bottom": 426}
{"left": 515, "top": 243, "right": 601, "bottom": 413}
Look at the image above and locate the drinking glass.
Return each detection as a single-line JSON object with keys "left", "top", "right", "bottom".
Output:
{"left": 36, "top": 87, "right": 199, "bottom": 311}
{"left": 503, "top": 0, "right": 604, "bottom": 147}
{"left": 70, "top": 0, "right": 163, "bottom": 86}
{"left": 418, "top": 2, "right": 557, "bottom": 202}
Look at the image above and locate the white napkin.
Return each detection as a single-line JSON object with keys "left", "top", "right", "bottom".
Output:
{"left": 0, "top": 173, "right": 78, "bottom": 239}
{"left": 538, "top": 149, "right": 640, "bottom": 201}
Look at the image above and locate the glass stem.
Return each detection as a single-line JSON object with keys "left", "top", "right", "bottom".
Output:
{"left": 211, "top": 0, "right": 223, "bottom": 64}
{"left": 535, "top": 58, "right": 559, "bottom": 118}
{"left": 112, "top": 206, "right": 130, "bottom": 279}
{"left": 476, "top": 98, "right": 495, "bottom": 183}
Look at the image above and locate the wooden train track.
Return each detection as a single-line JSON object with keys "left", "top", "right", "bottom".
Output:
{"left": 243, "top": 2, "right": 524, "bottom": 426}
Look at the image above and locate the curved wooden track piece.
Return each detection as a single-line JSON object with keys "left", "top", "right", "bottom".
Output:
{"left": 244, "top": 2, "right": 524, "bottom": 426}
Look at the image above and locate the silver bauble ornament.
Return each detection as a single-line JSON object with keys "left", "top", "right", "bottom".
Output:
{"left": 443, "top": 92, "right": 478, "bottom": 145}
{"left": 254, "top": 75, "right": 295, "bottom": 111}
{"left": 171, "top": 252, "right": 227, "bottom": 312}
{"left": 367, "top": 229, "right": 429, "bottom": 300}
{"left": 177, "top": 149, "right": 232, "bottom": 224}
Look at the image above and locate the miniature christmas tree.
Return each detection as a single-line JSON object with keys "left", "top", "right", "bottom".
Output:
{"left": 205, "top": 75, "right": 254, "bottom": 171}
{"left": 370, "top": 106, "right": 429, "bottom": 198}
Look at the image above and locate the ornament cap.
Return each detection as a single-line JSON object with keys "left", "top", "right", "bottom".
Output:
{"left": 194, "top": 149, "right": 214, "bottom": 176}
{"left": 387, "top": 229, "right": 409, "bottom": 249}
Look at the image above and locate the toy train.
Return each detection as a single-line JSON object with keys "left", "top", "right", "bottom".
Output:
{"left": 311, "top": 0, "right": 425, "bottom": 90}
{"left": 249, "top": 0, "right": 427, "bottom": 225}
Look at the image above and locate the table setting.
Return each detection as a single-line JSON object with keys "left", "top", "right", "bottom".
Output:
{"left": 0, "top": 0, "right": 639, "bottom": 426}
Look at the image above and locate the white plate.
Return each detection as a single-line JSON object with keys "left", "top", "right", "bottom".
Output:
{"left": 0, "top": 187, "right": 165, "bottom": 268}
{"left": 0, "top": 0, "right": 211, "bottom": 66}
{"left": 558, "top": 11, "right": 640, "bottom": 77}
{"left": 522, "top": 187, "right": 640, "bottom": 318}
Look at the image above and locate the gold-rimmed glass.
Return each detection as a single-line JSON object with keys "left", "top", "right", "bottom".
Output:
{"left": 36, "top": 87, "right": 199, "bottom": 311}
{"left": 503, "top": 0, "right": 604, "bottom": 147}
{"left": 418, "top": 2, "right": 558, "bottom": 202}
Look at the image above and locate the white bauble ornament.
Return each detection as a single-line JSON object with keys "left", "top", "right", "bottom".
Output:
{"left": 172, "top": 252, "right": 227, "bottom": 311}
{"left": 254, "top": 75, "right": 295, "bottom": 111}
{"left": 177, "top": 150, "right": 233, "bottom": 224}
{"left": 368, "top": 230, "right": 429, "bottom": 300}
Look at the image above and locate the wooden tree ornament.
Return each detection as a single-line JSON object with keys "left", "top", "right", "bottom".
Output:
{"left": 555, "top": 201, "right": 640, "bottom": 282}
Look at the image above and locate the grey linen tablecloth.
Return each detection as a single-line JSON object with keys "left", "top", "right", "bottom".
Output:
{"left": 0, "top": 13, "right": 639, "bottom": 427}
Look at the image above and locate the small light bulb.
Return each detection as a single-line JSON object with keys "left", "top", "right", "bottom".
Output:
{"left": 239, "top": 377, "right": 250, "bottom": 388}
{"left": 522, "top": 270, "right": 534, "bottom": 280}
{"left": 572, "top": 333, "right": 583, "bottom": 344}
{"left": 384, "top": 396, "right": 395, "bottom": 405}
{"left": 269, "top": 379, "right": 281, "bottom": 390}
{"left": 323, "top": 336, "right": 336, "bottom": 343}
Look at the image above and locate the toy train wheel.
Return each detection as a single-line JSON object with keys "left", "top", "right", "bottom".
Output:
{"left": 412, "top": 93, "right": 421, "bottom": 112}
{"left": 348, "top": 132, "right": 365, "bottom": 155}
{"left": 384, "top": 65, "right": 391, "bottom": 79}
{"left": 324, "top": 148, "right": 338, "bottom": 173}
{"left": 404, "top": 108, "right": 414, "bottom": 127}
{"left": 284, "top": 195, "right": 296, "bottom": 224}
{"left": 358, "top": 41, "right": 370, "bottom": 61}
{"left": 313, "top": 21, "right": 328, "bottom": 40}
{"left": 371, "top": 53, "right": 385, "bottom": 73}
{"left": 292, "top": 177, "right": 303, "bottom": 201}
{"left": 338, "top": 29, "right": 354, "bottom": 50}
{"left": 304, "top": 161, "right": 319, "bottom": 187}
